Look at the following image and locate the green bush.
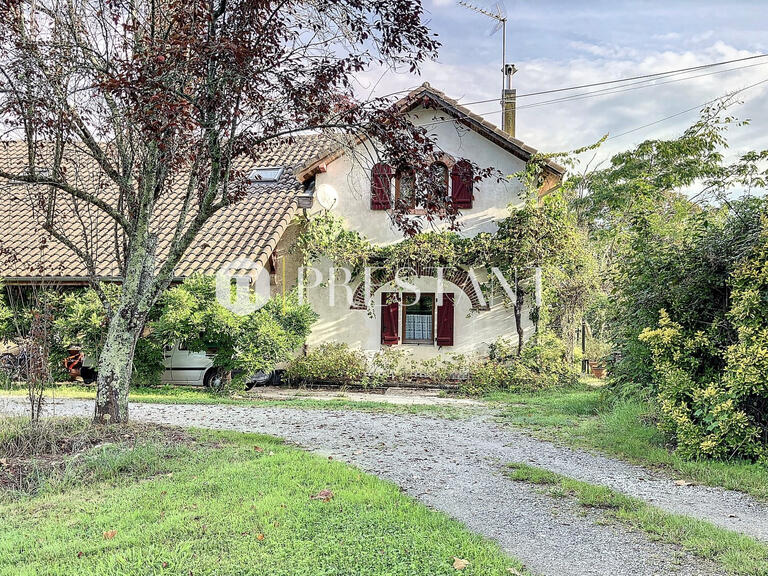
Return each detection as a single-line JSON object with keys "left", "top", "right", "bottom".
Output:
{"left": 460, "top": 332, "right": 579, "bottom": 396}
{"left": 641, "top": 309, "right": 766, "bottom": 461}
{"left": 460, "top": 360, "right": 510, "bottom": 395}
{"left": 132, "top": 338, "right": 164, "bottom": 387}
{"left": 509, "top": 332, "right": 580, "bottom": 390}
{"left": 639, "top": 224, "right": 768, "bottom": 463}
{"left": 284, "top": 342, "right": 367, "bottom": 384}
{"left": 153, "top": 278, "right": 316, "bottom": 390}
{"left": 365, "top": 347, "right": 411, "bottom": 387}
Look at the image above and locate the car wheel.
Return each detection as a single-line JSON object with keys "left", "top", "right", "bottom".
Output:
{"left": 244, "top": 370, "right": 273, "bottom": 391}
{"left": 203, "top": 367, "right": 225, "bottom": 391}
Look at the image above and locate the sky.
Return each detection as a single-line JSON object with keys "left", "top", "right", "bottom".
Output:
{"left": 356, "top": 0, "right": 768, "bottom": 169}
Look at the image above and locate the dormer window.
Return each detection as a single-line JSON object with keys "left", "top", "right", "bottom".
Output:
{"left": 249, "top": 166, "right": 284, "bottom": 182}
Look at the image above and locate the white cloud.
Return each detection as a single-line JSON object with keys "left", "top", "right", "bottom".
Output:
{"left": 358, "top": 42, "right": 768, "bottom": 170}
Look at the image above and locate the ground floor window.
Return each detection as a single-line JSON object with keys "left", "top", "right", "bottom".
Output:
{"left": 402, "top": 293, "right": 434, "bottom": 344}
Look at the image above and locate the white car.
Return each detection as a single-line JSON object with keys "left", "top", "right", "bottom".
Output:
{"left": 161, "top": 342, "right": 273, "bottom": 388}
{"left": 161, "top": 342, "right": 218, "bottom": 386}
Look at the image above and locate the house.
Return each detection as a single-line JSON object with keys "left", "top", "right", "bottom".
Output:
{"left": 0, "top": 83, "right": 563, "bottom": 360}
{"left": 294, "top": 83, "right": 563, "bottom": 359}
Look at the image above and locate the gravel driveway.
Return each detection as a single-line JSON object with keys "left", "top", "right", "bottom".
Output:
{"left": 3, "top": 397, "right": 767, "bottom": 576}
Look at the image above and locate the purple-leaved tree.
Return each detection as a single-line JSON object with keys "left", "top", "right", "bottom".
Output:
{"left": 0, "top": 0, "right": 466, "bottom": 423}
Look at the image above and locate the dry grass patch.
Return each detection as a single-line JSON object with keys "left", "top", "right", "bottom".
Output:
{"left": 0, "top": 417, "right": 195, "bottom": 498}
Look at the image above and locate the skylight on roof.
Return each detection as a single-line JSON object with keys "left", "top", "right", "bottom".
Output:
{"left": 249, "top": 167, "right": 284, "bottom": 183}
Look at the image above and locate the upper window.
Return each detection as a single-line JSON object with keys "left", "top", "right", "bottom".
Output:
{"left": 394, "top": 161, "right": 452, "bottom": 212}
{"left": 395, "top": 167, "right": 416, "bottom": 210}
{"left": 450, "top": 160, "right": 474, "bottom": 209}
{"left": 371, "top": 163, "right": 393, "bottom": 210}
{"left": 429, "top": 161, "right": 449, "bottom": 201}
{"left": 249, "top": 167, "right": 284, "bottom": 182}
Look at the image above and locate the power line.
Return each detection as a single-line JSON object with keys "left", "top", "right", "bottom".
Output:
{"left": 605, "top": 76, "right": 768, "bottom": 140}
{"left": 362, "top": 54, "right": 768, "bottom": 113}
{"left": 513, "top": 60, "right": 768, "bottom": 111}
{"left": 360, "top": 55, "right": 768, "bottom": 108}
{"left": 419, "top": 63, "right": 768, "bottom": 128}
{"left": 518, "top": 53, "right": 768, "bottom": 98}
{"left": 452, "top": 53, "right": 768, "bottom": 107}
{"left": 417, "top": 76, "right": 768, "bottom": 143}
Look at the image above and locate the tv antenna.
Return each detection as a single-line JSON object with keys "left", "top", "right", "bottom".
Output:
{"left": 458, "top": 1, "right": 509, "bottom": 93}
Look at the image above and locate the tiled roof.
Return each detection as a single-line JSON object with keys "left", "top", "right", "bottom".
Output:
{"left": 297, "top": 83, "right": 565, "bottom": 181}
{"left": 0, "top": 136, "right": 326, "bottom": 282}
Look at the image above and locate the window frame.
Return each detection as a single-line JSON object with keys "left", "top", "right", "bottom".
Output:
{"left": 400, "top": 292, "right": 436, "bottom": 345}
{"left": 394, "top": 156, "right": 455, "bottom": 215}
{"left": 428, "top": 161, "right": 450, "bottom": 203}
{"left": 394, "top": 167, "right": 417, "bottom": 211}
{"left": 370, "top": 162, "right": 393, "bottom": 210}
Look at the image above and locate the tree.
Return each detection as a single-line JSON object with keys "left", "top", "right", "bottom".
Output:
{"left": 0, "top": 0, "right": 446, "bottom": 423}
{"left": 479, "top": 183, "right": 582, "bottom": 355}
{"left": 572, "top": 105, "right": 768, "bottom": 391}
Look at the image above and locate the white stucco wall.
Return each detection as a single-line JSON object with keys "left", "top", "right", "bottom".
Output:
{"left": 305, "top": 270, "right": 535, "bottom": 359}
{"left": 309, "top": 107, "right": 528, "bottom": 244}
{"left": 303, "top": 105, "right": 536, "bottom": 359}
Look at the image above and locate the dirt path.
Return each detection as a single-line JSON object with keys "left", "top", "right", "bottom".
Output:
{"left": 4, "top": 397, "right": 766, "bottom": 576}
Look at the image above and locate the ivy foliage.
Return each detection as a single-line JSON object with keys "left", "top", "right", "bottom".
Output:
{"left": 291, "top": 214, "right": 373, "bottom": 274}
{"left": 295, "top": 187, "right": 585, "bottom": 303}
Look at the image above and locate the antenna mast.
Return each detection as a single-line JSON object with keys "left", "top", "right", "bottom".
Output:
{"left": 458, "top": 1, "right": 508, "bottom": 94}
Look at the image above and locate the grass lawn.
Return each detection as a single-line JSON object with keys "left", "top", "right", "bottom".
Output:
{"left": 506, "top": 463, "right": 768, "bottom": 576}
{"left": 488, "top": 384, "right": 768, "bottom": 501}
{"left": 0, "top": 417, "right": 524, "bottom": 576}
{"left": 0, "top": 383, "right": 470, "bottom": 418}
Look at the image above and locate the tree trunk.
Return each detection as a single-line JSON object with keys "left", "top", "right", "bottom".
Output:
{"left": 94, "top": 306, "right": 142, "bottom": 424}
{"left": 94, "top": 208, "right": 158, "bottom": 424}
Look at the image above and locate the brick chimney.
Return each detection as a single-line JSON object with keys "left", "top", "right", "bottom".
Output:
{"left": 502, "top": 64, "right": 517, "bottom": 137}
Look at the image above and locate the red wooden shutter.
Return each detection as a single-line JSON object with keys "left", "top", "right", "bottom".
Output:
{"left": 381, "top": 292, "right": 400, "bottom": 346}
{"left": 450, "top": 160, "right": 473, "bottom": 209}
{"left": 436, "top": 293, "right": 455, "bottom": 347}
{"left": 371, "top": 163, "right": 392, "bottom": 210}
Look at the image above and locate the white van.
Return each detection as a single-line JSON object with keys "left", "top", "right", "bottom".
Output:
{"left": 58, "top": 342, "right": 273, "bottom": 388}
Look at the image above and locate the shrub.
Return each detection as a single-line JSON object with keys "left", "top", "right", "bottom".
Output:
{"left": 366, "top": 347, "right": 411, "bottom": 387}
{"left": 153, "top": 278, "right": 316, "bottom": 390}
{"left": 488, "top": 338, "right": 515, "bottom": 363}
{"left": 460, "top": 332, "right": 579, "bottom": 396}
{"left": 508, "top": 332, "right": 580, "bottom": 391}
{"left": 640, "top": 310, "right": 766, "bottom": 461}
{"left": 460, "top": 360, "right": 510, "bottom": 395}
{"left": 285, "top": 342, "right": 367, "bottom": 384}
{"left": 132, "top": 339, "right": 164, "bottom": 387}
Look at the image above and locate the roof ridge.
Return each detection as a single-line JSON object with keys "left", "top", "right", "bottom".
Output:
{"left": 396, "top": 84, "right": 564, "bottom": 174}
